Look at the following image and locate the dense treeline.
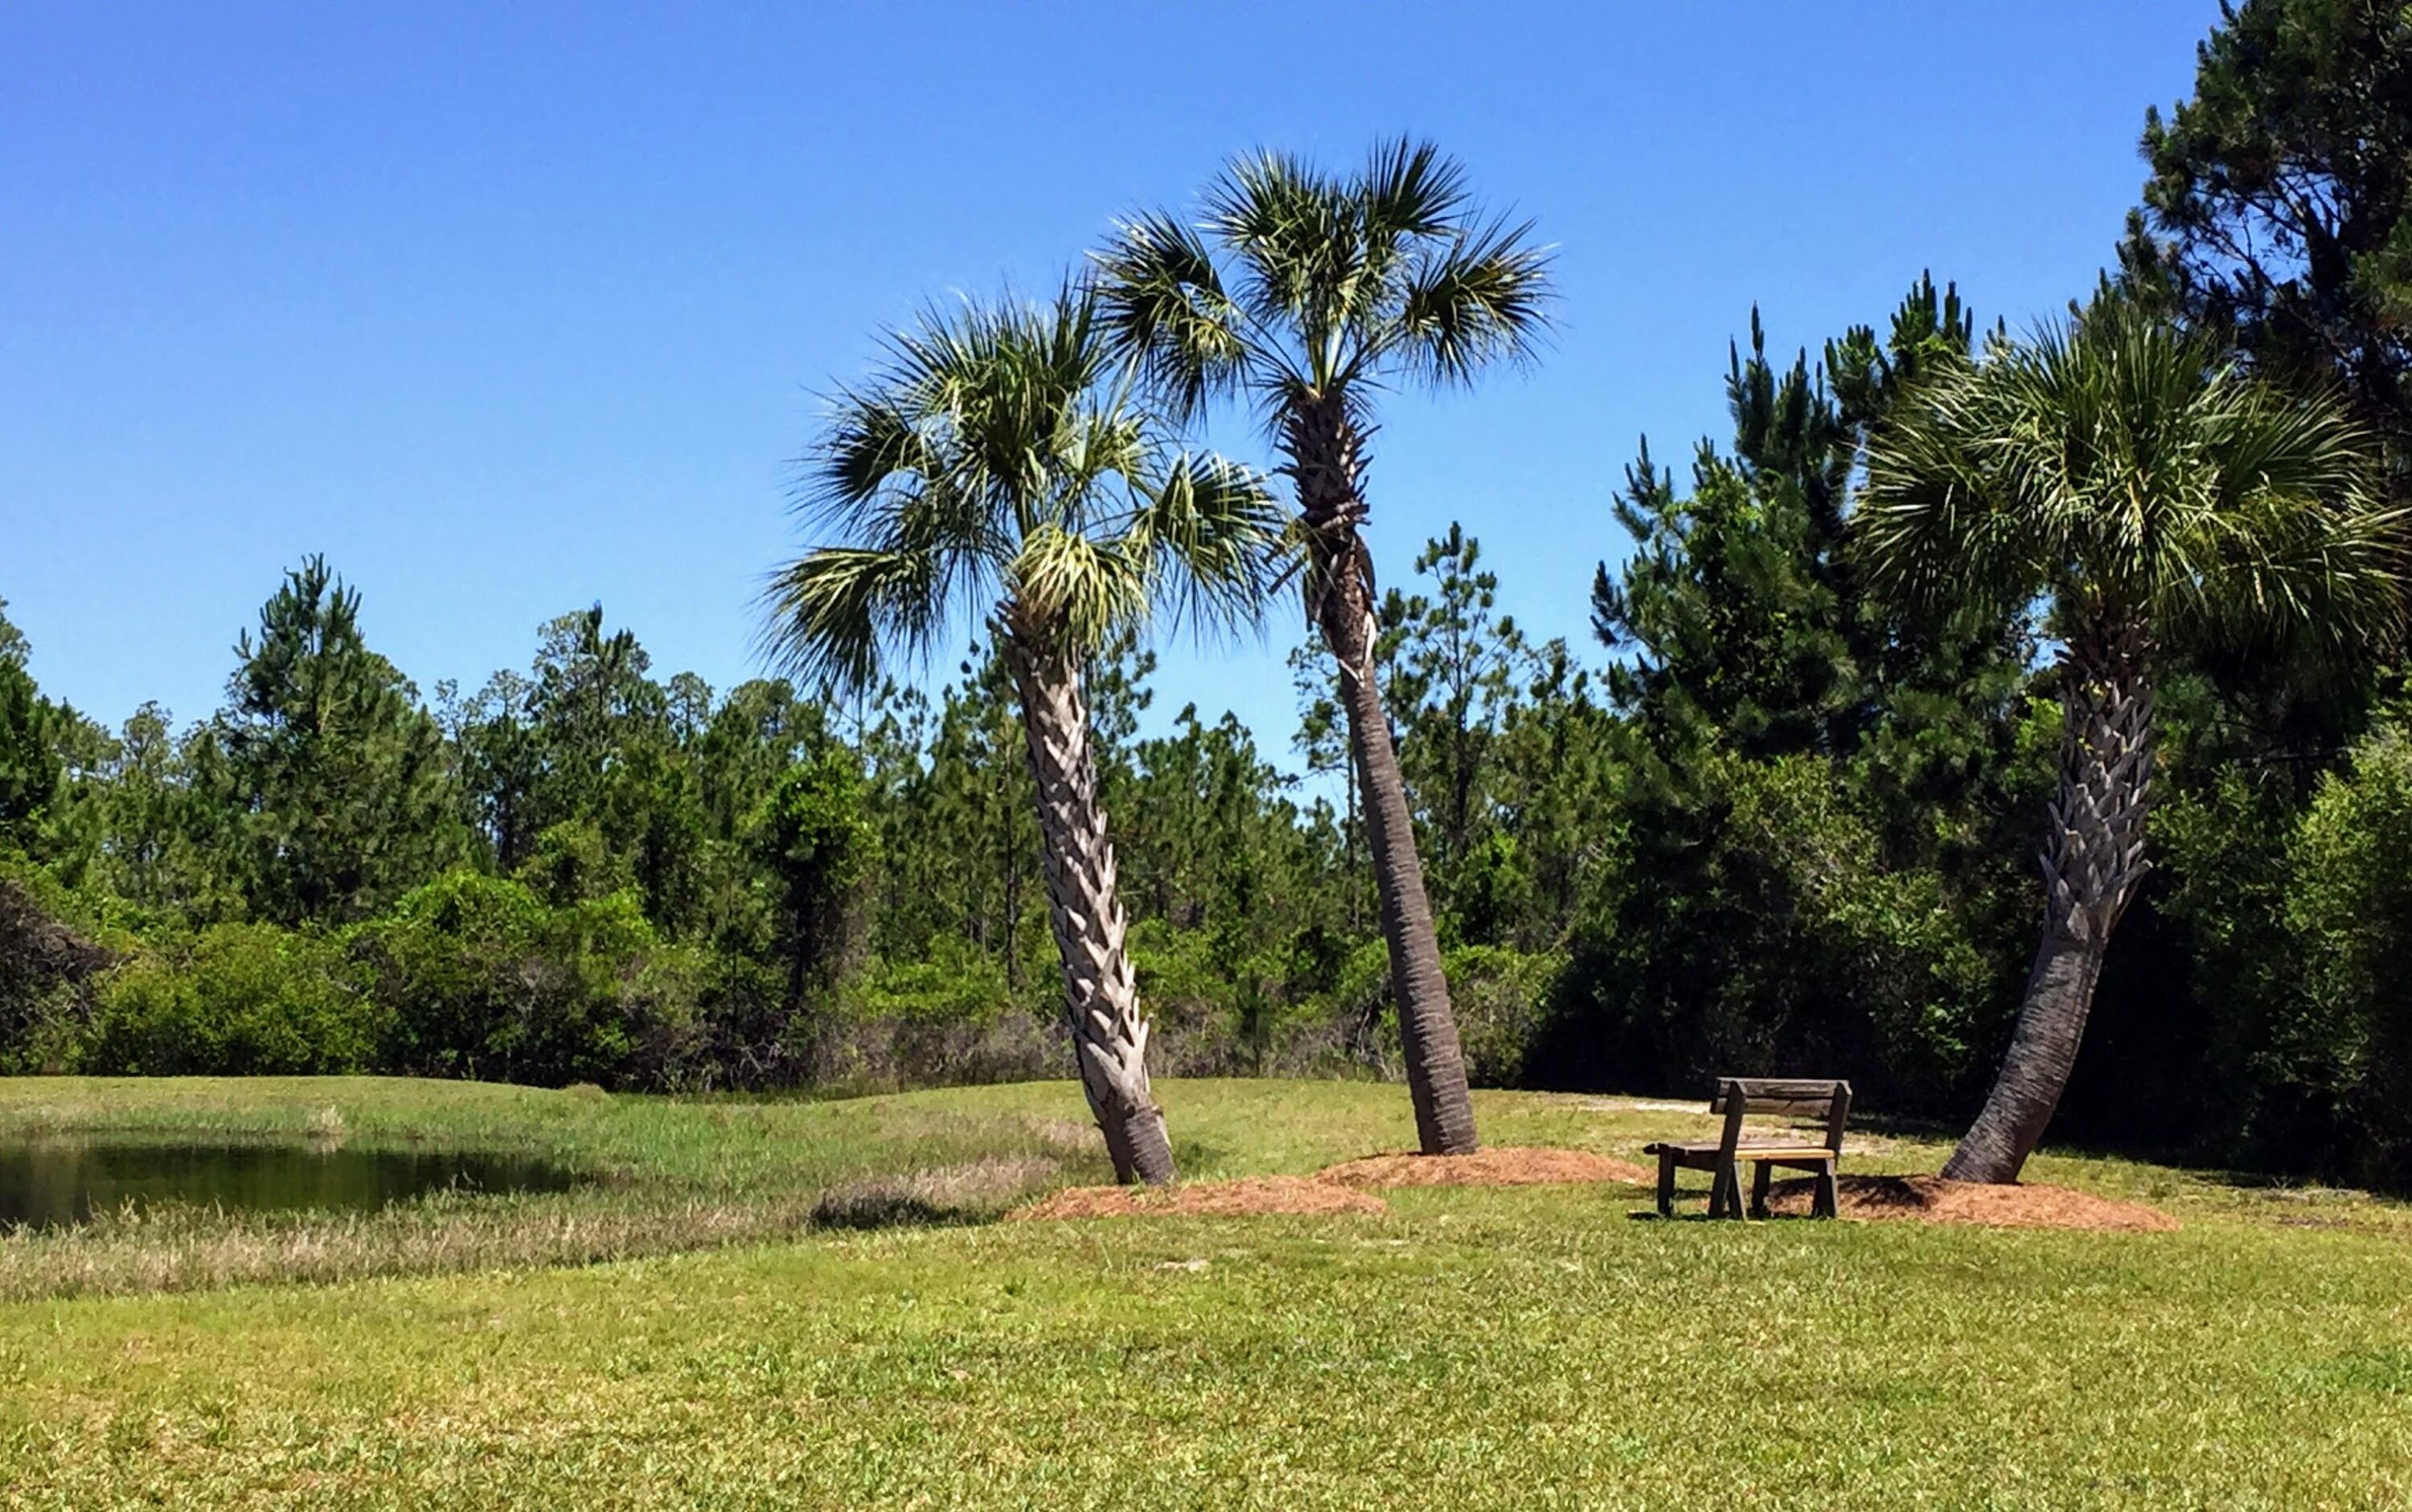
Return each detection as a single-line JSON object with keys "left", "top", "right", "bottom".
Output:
{"left": 6, "top": 0, "right": 2412, "bottom": 1187}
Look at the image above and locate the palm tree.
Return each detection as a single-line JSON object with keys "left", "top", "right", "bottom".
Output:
{"left": 1093, "top": 138, "right": 1551, "bottom": 1155}
{"left": 1859, "top": 297, "right": 2403, "bottom": 1184}
{"left": 761, "top": 285, "right": 1281, "bottom": 1185}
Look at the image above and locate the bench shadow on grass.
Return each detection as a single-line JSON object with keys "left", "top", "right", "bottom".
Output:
{"left": 1625, "top": 1199, "right": 1845, "bottom": 1223}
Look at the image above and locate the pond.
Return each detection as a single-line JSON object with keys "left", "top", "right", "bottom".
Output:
{"left": 0, "top": 1141, "right": 580, "bottom": 1232}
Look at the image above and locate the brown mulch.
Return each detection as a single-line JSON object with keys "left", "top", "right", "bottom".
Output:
{"left": 1760, "top": 1174, "right": 2178, "bottom": 1232}
{"left": 1316, "top": 1147, "right": 1654, "bottom": 1189}
{"left": 1008, "top": 1176, "right": 1389, "bottom": 1221}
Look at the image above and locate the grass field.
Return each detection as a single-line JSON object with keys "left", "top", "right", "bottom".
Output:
{"left": 2, "top": 1076, "right": 2409, "bottom": 1507}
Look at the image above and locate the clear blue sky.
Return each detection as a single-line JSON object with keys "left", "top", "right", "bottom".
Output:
{"left": 3, "top": 2, "right": 2217, "bottom": 771}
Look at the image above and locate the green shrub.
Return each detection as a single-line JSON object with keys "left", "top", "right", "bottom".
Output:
{"left": 352, "top": 870, "right": 702, "bottom": 1088}
{"left": 83, "top": 923, "right": 378, "bottom": 1075}
{"left": 1442, "top": 944, "right": 1561, "bottom": 1088}
{"left": 852, "top": 936, "right": 1015, "bottom": 1026}
{"left": 514, "top": 819, "right": 631, "bottom": 906}
{"left": 0, "top": 863, "right": 113, "bottom": 1073}
{"left": 1536, "top": 751, "right": 2018, "bottom": 1108}
{"left": 2289, "top": 723, "right": 2412, "bottom": 1187}
{"left": 2142, "top": 716, "right": 2412, "bottom": 1190}
{"left": 2152, "top": 765, "right": 2326, "bottom": 1161}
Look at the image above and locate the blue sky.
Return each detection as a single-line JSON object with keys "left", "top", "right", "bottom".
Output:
{"left": 3, "top": 1, "right": 2217, "bottom": 771}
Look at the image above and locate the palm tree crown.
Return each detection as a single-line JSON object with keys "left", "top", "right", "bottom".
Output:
{"left": 1858, "top": 299, "right": 2403, "bottom": 655}
{"left": 761, "top": 285, "right": 1282, "bottom": 688}
{"left": 1091, "top": 137, "right": 1552, "bottom": 455}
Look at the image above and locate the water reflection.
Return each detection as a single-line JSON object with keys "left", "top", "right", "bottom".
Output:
{"left": 0, "top": 1141, "right": 578, "bottom": 1231}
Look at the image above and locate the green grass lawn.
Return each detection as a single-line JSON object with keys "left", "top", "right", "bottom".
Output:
{"left": 2, "top": 1076, "right": 2408, "bottom": 1507}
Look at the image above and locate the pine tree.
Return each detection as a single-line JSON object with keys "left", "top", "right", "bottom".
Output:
{"left": 2134, "top": 0, "right": 2412, "bottom": 464}
{"left": 216, "top": 558, "right": 463, "bottom": 923}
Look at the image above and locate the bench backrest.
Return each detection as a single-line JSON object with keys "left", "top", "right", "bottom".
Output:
{"left": 1709, "top": 1077, "right": 1852, "bottom": 1155}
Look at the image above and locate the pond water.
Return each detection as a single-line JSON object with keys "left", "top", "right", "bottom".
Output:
{"left": 0, "top": 1141, "right": 580, "bottom": 1232}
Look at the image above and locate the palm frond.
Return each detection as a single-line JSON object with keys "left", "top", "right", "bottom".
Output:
{"left": 1390, "top": 213, "right": 1553, "bottom": 387}
{"left": 805, "top": 390, "right": 946, "bottom": 530}
{"left": 2180, "top": 486, "right": 2408, "bottom": 654}
{"left": 1203, "top": 150, "right": 1344, "bottom": 326}
{"left": 1360, "top": 137, "right": 1470, "bottom": 244}
{"left": 1058, "top": 409, "right": 1151, "bottom": 524}
{"left": 1128, "top": 453, "right": 1286, "bottom": 636}
{"left": 1856, "top": 363, "right": 2050, "bottom": 620}
{"left": 1009, "top": 522, "right": 1151, "bottom": 653}
{"left": 1091, "top": 211, "right": 1249, "bottom": 424}
{"left": 756, "top": 542, "right": 954, "bottom": 692}
{"left": 2166, "top": 382, "right": 2405, "bottom": 652}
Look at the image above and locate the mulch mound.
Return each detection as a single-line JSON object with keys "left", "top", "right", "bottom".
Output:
{"left": 1317, "top": 1147, "right": 1653, "bottom": 1189}
{"left": 1762, "top": 1174, "right": 2178, "bottom": 1232}
{"left": 1009, "top": 1176, "right": 1389, "bottom": 1221}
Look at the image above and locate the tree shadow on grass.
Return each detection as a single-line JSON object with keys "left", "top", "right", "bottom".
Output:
{"left": 808, "top": 1180, "right": 977, "bottom": 1232}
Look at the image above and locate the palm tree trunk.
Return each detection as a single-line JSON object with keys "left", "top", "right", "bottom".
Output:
{"left": 1343, "top": 759, "right": 1363, "bottom": 932}
{"left": 1289, "top": 399, "right": 1479, "bottom": 1156}
{"left": 1001, "top": 811, "right": 1022, "bottom": 991}
{"left": 1944, "top": 614, "right": 2154, "bottom": 1183}
{"left": 999, "top": 621, "right": 1176, "bottom": 1186}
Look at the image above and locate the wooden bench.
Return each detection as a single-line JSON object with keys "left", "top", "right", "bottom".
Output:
{"left": 1643, "top": 1078, "right": 1850, "bottom": 1219}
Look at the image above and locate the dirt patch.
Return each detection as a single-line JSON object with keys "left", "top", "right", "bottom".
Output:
{"left": 1762, "top": 1174, "right": 2178, "bottom": 1232}
{"left": 1317, "top": 1148, "right": 1653, "bottom": 1189}
{"left": 1010, "top": 1176, "right": 1388, "bottom": 1221}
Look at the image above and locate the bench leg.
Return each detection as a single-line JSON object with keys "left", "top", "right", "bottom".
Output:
{"left": 1813, "top": 1161, "right": 1839, "bottom": 1219}
{"left": 1708, "top": 1160, "right": 1737, "bottom": 1219}
{"left": 1656, "top": 1149, "right": 1676, "bottom": 1217}
{"left": 1750, "top": 1160, "right": 1772, "bottom": 1219}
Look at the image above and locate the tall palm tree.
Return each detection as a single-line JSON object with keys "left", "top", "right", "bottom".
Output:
{"left": 1093, "top": 138, "right": 1551, "bottom": 1155}
{"left": 761, "top": 285, "right": 1281, "bottom": 1185}
{"left": 1859, "top": 297, "right": 2403, "bottom": 1184}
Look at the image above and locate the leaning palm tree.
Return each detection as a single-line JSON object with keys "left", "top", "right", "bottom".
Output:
{"left": 1859, "top": 297, "right": 2404, "bottom": 1184}
{"left": 761, "top": 285, "right": 1281, "bottom": 1185}
{"left": 1093, "top": 138, "right": 1551, "bottom": 1155}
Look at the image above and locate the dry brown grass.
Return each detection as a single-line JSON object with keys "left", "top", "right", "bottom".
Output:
{"left": 810, "top": 1157, "right": 1062, "bottom": 1228}
{"left": 1019, "top": 1117, "right": 1104, "bottom": 1157}
{"left": 0, "top": 1197, "right": 822, "bottom": 1300}
{"left": 0, "top": 1157, "right": 1082, "bottom": 1301}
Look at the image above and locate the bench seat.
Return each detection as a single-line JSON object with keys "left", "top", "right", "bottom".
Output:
{"left": 1644, "top": 1141, "right": 1836, "bottom": 1162}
